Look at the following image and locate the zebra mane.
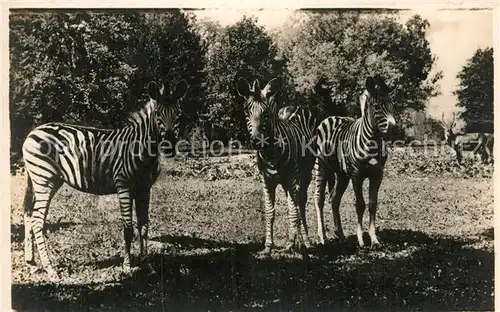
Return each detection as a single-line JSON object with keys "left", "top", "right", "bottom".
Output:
{"left": 124, "top": 100, "right": 156, "bottom": 126}
{"left": 246, "top": 91, "right": 280, "bottom": 108}
{"left": 359, "top": 89, "right": 369, "bottom": 117}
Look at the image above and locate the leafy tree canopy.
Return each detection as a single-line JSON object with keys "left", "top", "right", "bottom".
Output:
{"left": 10, "top": 10, "right": 206, "bottom": 152}
{"left": 275, "top": 12, "right": 442, "bottom": 127}
{"left": 202, "top": 16, "right": 281, "bottom": 142}
{"left": 454, "top": 47, "right": 493, "bottom": 128}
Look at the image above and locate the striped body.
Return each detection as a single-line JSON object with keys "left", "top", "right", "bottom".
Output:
{"left": 237, "top": 78, "right": 319, "bottom": 255}
{"left": 315, "top": 115, "right": 388, "bottom": 176}
{"left": 314, "top": 75, "right": 395, "bottom": 247}
{"left": 23, "top": 120, "right": 161, "bottom": 195}
{"left": 22, "top": 80, "right": 187, "bottom": 279}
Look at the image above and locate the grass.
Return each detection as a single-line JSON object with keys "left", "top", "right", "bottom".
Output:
{"left": 10, "top": 150, "right": 494, "bottom": 311}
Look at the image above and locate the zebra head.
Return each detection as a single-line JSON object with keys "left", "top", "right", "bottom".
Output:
{"left": 147, "top": 79, "right": 188, "bottom": 155}
{"left": 441, "top": 112, "right": 457, "bottom": 145}
{"left": 364, "top": 75, "right": 396, "bottom": 134}
{"left": 236, "top": 77, "right": 280, "bottom": 148}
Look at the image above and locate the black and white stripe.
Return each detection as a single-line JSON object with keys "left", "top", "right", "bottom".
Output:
{"left": 314, "top": 75, "right": 395, "bottom": 248}
{"left": 237, "top": 77, "right": 319, "bottom": 255}
{"left": 22, "top": 79, "right": 187, "bottom": 279}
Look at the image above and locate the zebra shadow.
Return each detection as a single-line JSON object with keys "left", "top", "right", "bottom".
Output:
{"left": 91, "top": 234, "right": 263, "bottom": 270}
{"left": 12, "top": 228, "right": 494, "bottom": 311}
{"left": 303, "top": 228, "right": 439, "bottom": 259}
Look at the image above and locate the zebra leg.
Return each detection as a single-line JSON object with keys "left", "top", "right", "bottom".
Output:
{"left": 352, "top": 176, "right": 367, "bottom": 248}
{"left": 116, "top": 183, "right": 134, "bottom": 273}
{"left": 368, "top": 171, "right": 383, "bottom": 246}
{"left": 261, "top": 177, "right": 277, "bottom": 255}
{"left": 30, "top": 181, "right": 62, "bottom": 280}
{"left": 134, "top": 187, "right": 150, "bottom": 262}
{"left": 284, "top": 186, "right": 302, "bottom": 252}
{"left": 298, "top": 172, "right": 312, "bottom": 249}
{"left": 314, "top": 158, "right": 328, "bottom": 245}
{"left": 481, "top": 150, "right": 488, "bottom": 164}
{"left": 24, "top": 210, "right": 34, "bottom": 265}
{"left": 330, "top": 172, "right": 349, "bottom": 242}
{"left": 23, "top": 176, "right": 35, "bottom": 265}
{"left": 482, "top": 146, "right": 491, "bottom": 164}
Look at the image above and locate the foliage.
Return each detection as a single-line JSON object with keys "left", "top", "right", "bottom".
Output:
{"left": 275, "top": 12, "right": 442, "bottom": 127}
{"left": 387, "top": 147, "right": 493, "bottom": 179}
{"left": 422, "top": 115, "right": 445, "bottom": 141}
{"left": 10, "top": 10, "right": 445, "bottom": 153}
{"left": 407, "top": 110, "right": 444, "bottom": 142}
{"left": 202, "top": 16, "right": 281, "bottom": 143}
{"left": 10, "top": 12, "right": 140, "bottom": 150}
{"left": 128, "top": 11, "right": 206, "bottom": 137}
{"left": 454, "top": 47, "right": 493, "bottom": 127}
{"left": 9, "top": 10, "right": 206, "bottom": 153}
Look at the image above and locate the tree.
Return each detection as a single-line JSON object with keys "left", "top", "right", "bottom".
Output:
{"left": 10, "top": 12, "right": 141, "bottom": 152}
{"left": 454, "top": 47, "right": 493, "bottom": 127}
{"left": 203, "top": 16, "right": 282, "bottom": 143}
{"left": 275, "top": 12, "right": 442, "bottom": 128}
{"left": 10, "top": 10, "right": 206, "bottom": 154}
{"left": 128, "top": 11, "right": 207, "bottom": 137}
{"left": 406, "top": 110, "right": 443, "bottom": 142}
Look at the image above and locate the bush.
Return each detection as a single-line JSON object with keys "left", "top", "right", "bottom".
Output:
{"left": 386, "top": 146, "right": 493, "bottom": 179}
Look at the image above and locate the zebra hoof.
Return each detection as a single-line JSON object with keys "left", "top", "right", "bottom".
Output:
{"left": 140, "top": 259, "right": 155, "bottom": 275}
{"left": 370, "top": 240, "right": 382, "bottom": 249}
{"left": 357, "top": 241, "right": 367, "bottom": 250}
{"left": 122, "top": 261, "right": 132, "bottom": 274}
{"left": 303, "top": 238, "right": 312, "bottom": 250}
{"left": 317, "top": 232, "right": 328, "bottom": 245}
{"left": 299, "top": 246, "right": 309, "bottom": 261}
{"left": 331, "top": 233, "right": 346, "bottom": 243}
{"left": 24, "top": 252, "right": 35, "bottom": 265}
{"left": 25, "top": 258, "right": 36, "bottom": 266}
{"left": 258, "top": 247, "right": 272, "bottom": 257}
{"left": 27, "top": 263, "right": 40, "bottom": 275}
{"left": 46, "top": 268, "right": 60, "bottom": 282}
{"left": 284, "top": 241, "right": 295, "bottom": 252}
{"left": 139, "top": 254, "right": 149, "bottom": 264}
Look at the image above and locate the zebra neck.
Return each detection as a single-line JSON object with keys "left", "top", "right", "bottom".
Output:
{"left": 259, "top": 118, "right": 296, "bottom": 166}
{"left": 258, "top": 104, "right": 279, "bottom": 143}
{"left": 359, "top": 107, "right": 381, "bottom": 154}
{"left": 124, "top": 101, "right": 161, "bottom": 157}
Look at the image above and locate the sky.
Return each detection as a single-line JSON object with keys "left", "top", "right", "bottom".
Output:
{"left": 194, "top": 9, "right": 493, "bottom": 122}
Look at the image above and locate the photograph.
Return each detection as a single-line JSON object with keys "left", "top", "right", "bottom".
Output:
{"left": 6, "top": 5, "right": 495, "bottom": 311}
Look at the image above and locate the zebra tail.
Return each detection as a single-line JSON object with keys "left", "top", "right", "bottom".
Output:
{"left": 23, "top": 175, "right": 34, "bottom": 214}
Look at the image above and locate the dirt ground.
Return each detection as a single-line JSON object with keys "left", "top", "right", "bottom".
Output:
{"left": 10, "top": 151, "right": 494, "bottom": 311}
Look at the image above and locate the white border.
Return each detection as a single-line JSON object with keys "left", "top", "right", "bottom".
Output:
{"left": 2, "top": 2, "right": 498, "bottom": 312}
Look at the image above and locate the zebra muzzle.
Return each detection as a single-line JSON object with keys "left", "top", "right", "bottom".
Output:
{"left": 160, "top": 131, "right": 177, "bottom": 157}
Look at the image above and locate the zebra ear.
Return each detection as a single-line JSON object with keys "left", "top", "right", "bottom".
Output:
{"left": 172, "top": 80, "right": 188, "bottom": 100}
{"left": 378, "top": 78, "right": 391, "bottom": 95}
{"left": 365, "top": 76, "right": 376, "bottom": 95}
{"left": 147, "top": 81, "right": 161, "bottom": 101}
{"left": 236, "top": 77, "right": 251, "bottom": 98}
{"left": 262, "top": 78, "right": 279, "bottom": 98}
{"left": 253, "top": 79, "right": 260, "bottom": 92}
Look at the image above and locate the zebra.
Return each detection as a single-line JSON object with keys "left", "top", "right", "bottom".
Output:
{"left": 236, "top": 77, "right": 319, "bottom": 255}
{"left": 21, "top": 79, "right": 188, "bottom": 279}
{"left": 440, "top": 112, "right": 494, "bottom": 164}
{"left": 314, "top": 75, "right": 395, "bottom": 248}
